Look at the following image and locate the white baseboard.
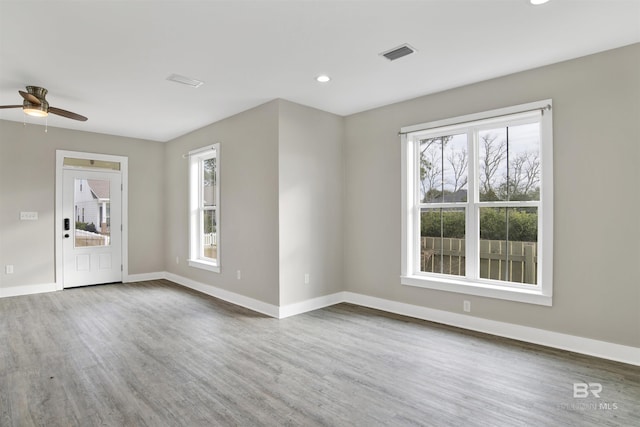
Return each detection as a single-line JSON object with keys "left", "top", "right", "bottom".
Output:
{"left": 124, "top": 272, "right": 165, "bottom": 283}
{"left": 158, "top": 276, "right": 639, "bottom": 365}
{"left": 164, "top": 272, "right": 280, "bottom": 318}
{"left": 162, "top": 272, "right": 345, "bottom": 320}
{"left": 278, "top": 292, "right": 346, "bottom": 319}
{"left": 342, "top": 292, "right": 640, "bottom": 367}
{"left": 0, "top": 282, "right": 57, "bottom": 298}
{"left": 4, "top": 273, "right": 637, "bottom": 366}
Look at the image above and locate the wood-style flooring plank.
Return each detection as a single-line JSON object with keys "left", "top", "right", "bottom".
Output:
{"left": 0, "top": 280, "right": 638, "bottom": 426}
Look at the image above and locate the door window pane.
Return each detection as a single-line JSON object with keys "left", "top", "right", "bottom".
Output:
{"left": 74, "top": 179, "right": 111, "bottom": 247}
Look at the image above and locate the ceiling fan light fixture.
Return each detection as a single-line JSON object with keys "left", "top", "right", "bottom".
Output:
{"left": 24, "top": 106, "right": 48, "bottom": 117}
{"left": 0, "top": 86, "right": 86, "bottom": 121}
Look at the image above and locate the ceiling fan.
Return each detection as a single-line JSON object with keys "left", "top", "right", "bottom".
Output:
{"left": 0, "top": 86, "right": 87, "bottom": 121}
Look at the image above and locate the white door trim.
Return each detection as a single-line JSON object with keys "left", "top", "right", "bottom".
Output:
{"left": 55, "top": 150, "right": 129, "bottom": 290}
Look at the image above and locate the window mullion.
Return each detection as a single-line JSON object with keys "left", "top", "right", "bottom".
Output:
{"left": 199, "top": 159, "right": 205, "bottom": 259}
{"left": 198, "top": 207, "right": 204, "bottom": 259}
{"left": 466, "top": 128, "right": 478, "bottom": 281}
{"left": 413, "top": 137, "right": 422, "bottom": 274}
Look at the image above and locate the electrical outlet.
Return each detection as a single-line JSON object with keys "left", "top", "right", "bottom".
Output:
{"left": 5, "top": 265, "right": 14, "bottom": 274}
{"left": 175, "top": 256, "right": 179, "bottom": 264}
{"left": 463, "top": 300, "right": 471, "bottom": 313}
{"left": 304, "top": 273, "right": 310, "bottom": 284}
{"left": 237, "top": 270, "right": 241, "bottom": 280}
{"left": 20, "top": 211, "right": 38, "bottom": 220}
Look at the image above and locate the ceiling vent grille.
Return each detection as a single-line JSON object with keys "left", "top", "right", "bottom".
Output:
{"left": 380, "top": 44, "right": 416, "bottom": 61}
{"left": 166, "top": 74, "right": 204, "bottom": 88}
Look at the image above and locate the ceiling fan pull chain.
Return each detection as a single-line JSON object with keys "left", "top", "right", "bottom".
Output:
{"left": 45, "top": 116, "right": 48, "bottom": 133}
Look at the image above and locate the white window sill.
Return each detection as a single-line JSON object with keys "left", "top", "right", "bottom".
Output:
{"left": 401, "top": 275, "right": 552, "bottom": 306}
{"left": 188, "top": 259, "right": 220, "bottom": 273}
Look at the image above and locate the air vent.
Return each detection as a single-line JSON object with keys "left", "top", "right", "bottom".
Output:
{"left": 166, "top": 74, "right": 204, "bottom": 88}
{"left": 380, "top": 44, "right": 416, "bottom": 61}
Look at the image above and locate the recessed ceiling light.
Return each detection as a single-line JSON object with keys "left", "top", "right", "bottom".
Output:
{"left": 530, "top": 0, "right": 550, "bottom": 5}
{"left": 316, "top": 75, "right": 331, "bottom": 83}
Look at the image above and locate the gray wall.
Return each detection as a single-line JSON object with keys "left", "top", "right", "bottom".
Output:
{"left": 163, "top": 99, "right": 345, "bottom": 307}
{"left": 1, "top": 44, "right": 637, "bottom": 349}
{"left": 163, "top": 101, "right": 281, "bottom": 305}
{"left": 344, "top": 43, "right": 640, "bottom": 347}
{"left": 278, "top": 100, "right": 344, "bottom": 305}
{"left": 0, "top": 121, "right": 165, "bottom": 290}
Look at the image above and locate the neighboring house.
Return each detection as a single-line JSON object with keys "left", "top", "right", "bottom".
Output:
{"left": 75, "top": 179, "right": 110, "bottom": 234}
{"left": 424, "top": 189, "right": 468, "bottom": 203}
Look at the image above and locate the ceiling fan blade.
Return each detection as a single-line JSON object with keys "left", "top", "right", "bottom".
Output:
{"left": 19, "top": 90, "right": 41, "bottom": 105}
{"left": 49, "top": 106, "right": 88, "bottom": 121}
{"left": 0, "top": 105, "right": 23, "bottom": 109}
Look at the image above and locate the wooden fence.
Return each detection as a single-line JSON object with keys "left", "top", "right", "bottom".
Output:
{"left": 421, "top": 237, "right": 537, "bottom": 284}
{"left": 204, "top": 232, "right": 217, "bottom": 246}
{"left": 203, "top": 232, "right": 217, "bottom": 259}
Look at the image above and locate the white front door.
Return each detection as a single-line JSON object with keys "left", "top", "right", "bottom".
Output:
{"left": 62, "top": 169, "right": 122, "bottom": 288}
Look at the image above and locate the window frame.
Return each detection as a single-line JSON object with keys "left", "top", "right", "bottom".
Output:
{"left": 401, "top": 100, "right": 553, "bottom": 306}
{"left": 188, "top": 143, "right": 221, "bottom": 273}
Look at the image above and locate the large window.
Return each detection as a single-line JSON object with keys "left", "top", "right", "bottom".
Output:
{"left": 188, "top": 144, "right": 220, "bottom": 272}
{"left": 401, "top": 101, "right": 553, "bottom": 305}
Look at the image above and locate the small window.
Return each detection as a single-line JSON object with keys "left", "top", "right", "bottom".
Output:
{"left": 401, "top": 101, "right": 553, "bottom": 305}
{"left": 188, "top": 144, "right": 220, "bottom": 273}
{"left": 63, "top": 157, "right": 121, "bottom": 171}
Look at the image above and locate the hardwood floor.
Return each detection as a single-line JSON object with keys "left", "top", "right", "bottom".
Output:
{"left": 1, "top": 280, "right": 638, "bottom": 426}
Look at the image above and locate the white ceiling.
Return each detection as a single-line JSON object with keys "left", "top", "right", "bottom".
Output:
{"left": 1, "top": 0, "right": 639, "bottom": 142}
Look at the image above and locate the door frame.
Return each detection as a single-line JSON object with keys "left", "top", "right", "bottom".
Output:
{"left": 55, "top": 150, "right": 129, "bottom": 290}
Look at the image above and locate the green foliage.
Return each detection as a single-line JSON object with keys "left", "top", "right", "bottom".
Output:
{"left": 504, "top": 208, "right": 538, "bottom": 242}
{"left": 421, "top": 208, "right": 538, "bottom": 242}
{"left": 420, "top": 210, "right": 465, "bottom": 239}
{"left": 203, "top": 211, "right": 216, "bottom": 234}
{"left": 478, "top": 208, "right": 538, "bottom": 241}
{"left": 76, "top": 221, "right": 97, "bottom": 233}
